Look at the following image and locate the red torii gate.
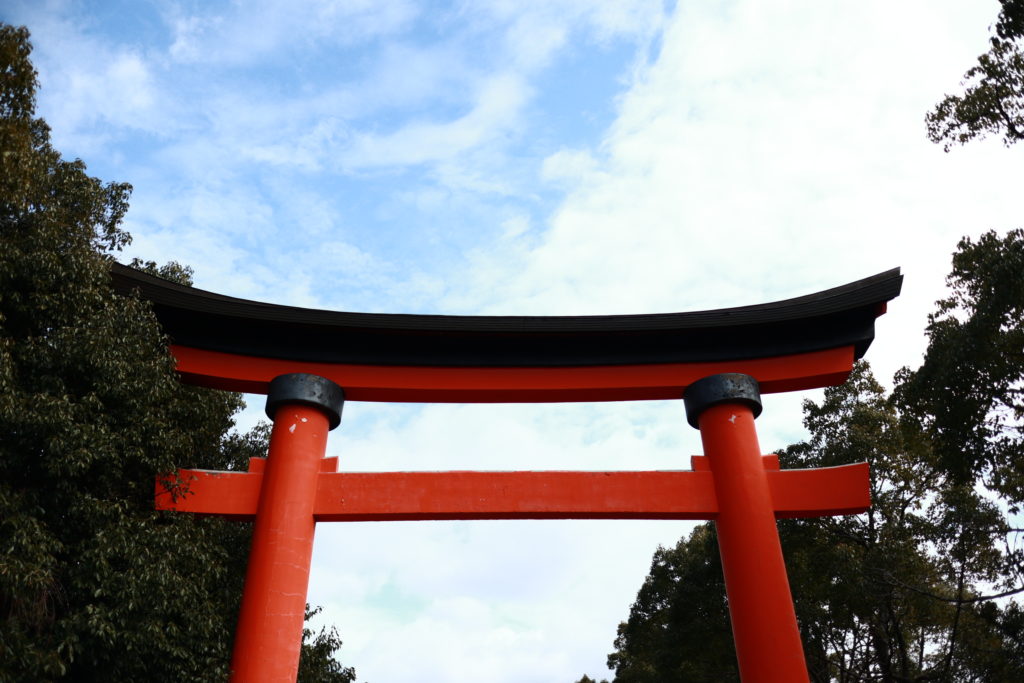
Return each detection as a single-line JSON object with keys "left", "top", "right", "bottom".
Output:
{"left": 113, "top": 264, "right": 902, "bottom": 683}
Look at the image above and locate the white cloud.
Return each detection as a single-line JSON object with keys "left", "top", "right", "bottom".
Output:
{"left": 25, "top": 29, "right": 169, "bottom": 152}
{"left": 342, "top": 72, "right": 531, "bottom": 169}
{"left": 471, "top": 0, "right": 668, "bottom": 46}
{"left": 540, "top": 147, "right": 601, "bottom": 185}
{"left": 332, "top": 0, "right": 669, "bottom": 173}
{"left": 165, "top": 0, "right": 419, "bottom": 65}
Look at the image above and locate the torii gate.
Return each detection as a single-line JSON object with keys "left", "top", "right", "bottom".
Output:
{"left": 112, "top": 264, "right": 902, "bottom": 683}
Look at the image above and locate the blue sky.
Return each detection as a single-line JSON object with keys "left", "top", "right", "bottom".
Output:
{"left": 4, "top": 1, "right": 1022, "bottom": 681}
{"left": 15, "top": 0, "right": 668, "bottom": 315}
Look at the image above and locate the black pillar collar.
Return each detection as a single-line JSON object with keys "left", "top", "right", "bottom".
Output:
{"left": 265, "top": 374, "right": 345, "bottom": 430}
{"left": 683, "top": 373, "right": 762, "bottom": 429}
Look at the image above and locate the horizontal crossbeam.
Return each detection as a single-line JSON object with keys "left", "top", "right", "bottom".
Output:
{"left": 156, "top": 456, "right": 869, "bottom": 522}
{"left": 170, "top": 345, "right": 856, "bottom": 402}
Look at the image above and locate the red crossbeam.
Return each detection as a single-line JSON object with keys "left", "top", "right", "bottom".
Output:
{"left": 170, "top": 344, "right": 855, "bottom": 402}
{"left": 156, "top": 455, "right": 869, "bottom": 522}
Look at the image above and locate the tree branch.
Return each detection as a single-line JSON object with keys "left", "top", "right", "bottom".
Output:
{"left": 883, "top": 572, "right": 1024, "bottom": 604}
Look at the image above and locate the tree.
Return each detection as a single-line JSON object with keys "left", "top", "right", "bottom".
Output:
{"left": 782, "top": 365, "right": 1019, "bottom": 682}
{"left": 605, "top": 363, "right": 1024, "bottom": 682}
{"left": 606, "top": 523, "right": 737, "bottom": 683}
{"left": 895, "top": 230, "right": 1024, "bottom": 505}
{"left": 926, "top": 1, "right": 1024, "bottom": 149}
{"left": 299, "top": 606, "right": 357, "bottom": 683}
{"left": 1, "top": 24, "right": 353, "bottom": 680}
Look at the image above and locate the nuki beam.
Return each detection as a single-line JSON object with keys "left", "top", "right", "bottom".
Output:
{"left": 156, "top": 456, "right": 869, "bottom": 522}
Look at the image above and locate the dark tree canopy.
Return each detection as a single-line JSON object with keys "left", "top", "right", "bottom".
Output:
{"left": 896, "top": 230, "right": 1024, "bottom": 505}
{"left": 607, "top": 524, "right": 737, "bottom": 683}
{"left": 299, "top": 606, "right": 357, "bottom": 683}
{"left": 927, "top": 1, "right": 1024, "bottom": 149}
{"left": 0, "top": 24, "right": 353, "bottom": 680}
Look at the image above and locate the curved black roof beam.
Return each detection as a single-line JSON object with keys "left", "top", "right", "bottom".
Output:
{"left": 111, "top": 263, "right": 901, "bottom": 368}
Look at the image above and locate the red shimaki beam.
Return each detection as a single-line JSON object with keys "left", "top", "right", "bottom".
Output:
{"left": 166, "top": 343, "right": 856, "bottom": 403}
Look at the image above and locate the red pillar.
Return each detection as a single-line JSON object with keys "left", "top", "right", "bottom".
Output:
{"left": 685, "top": 374, "right": 809, "bottom": 683}
{"left": 230, "top": 374, "right": 344, "bottom": 682}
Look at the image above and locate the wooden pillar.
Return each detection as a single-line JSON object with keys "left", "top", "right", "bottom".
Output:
{"left": 685, "top": 374, "right": 809, "bottom": 683}
{"left": 230, "top": 374, "right": 344, "bottom": 682}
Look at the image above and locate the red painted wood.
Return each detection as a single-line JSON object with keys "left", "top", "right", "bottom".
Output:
{"left": 697, "top": 402, "right": 810, "bottom": 683}
{"left": 168, "top": 344, "right": 855, "bottom": 402}
{"left": 155, "top": 461, "right": 869, "bottom": 522}
{"left": 769, "top": 463, "right": 870, "bottom": 518}
{"left": 229, "top": 404, "right": 330, "bottom": 683}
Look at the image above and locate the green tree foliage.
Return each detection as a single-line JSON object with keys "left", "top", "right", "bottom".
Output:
{"left": 896, "top": 230, "right": 1024, "bottom": 505}
{"left": 782, "top": 366, "right": 1019, "bottom": 682}
{"left": 927, "top": 1, "right": 1024, "bottom": 149}
{"left": 607, "top": 524, "right": 736, "bottom": 683}
{"left": 1, "top": 24, "right": 353, "bottom": 680}
{"left": 604, "top": 364, "right": 1024, "bottom": 682}
{"left": 299, "top": 606, "right": 357, "bottom": 683}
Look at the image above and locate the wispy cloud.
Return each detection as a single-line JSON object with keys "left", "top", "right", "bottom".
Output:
{"left": 342, "top": 72, "right": 531, "bottom": 169}
{"left": 165, "top": 0, "right": 418, "bottom": 65}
